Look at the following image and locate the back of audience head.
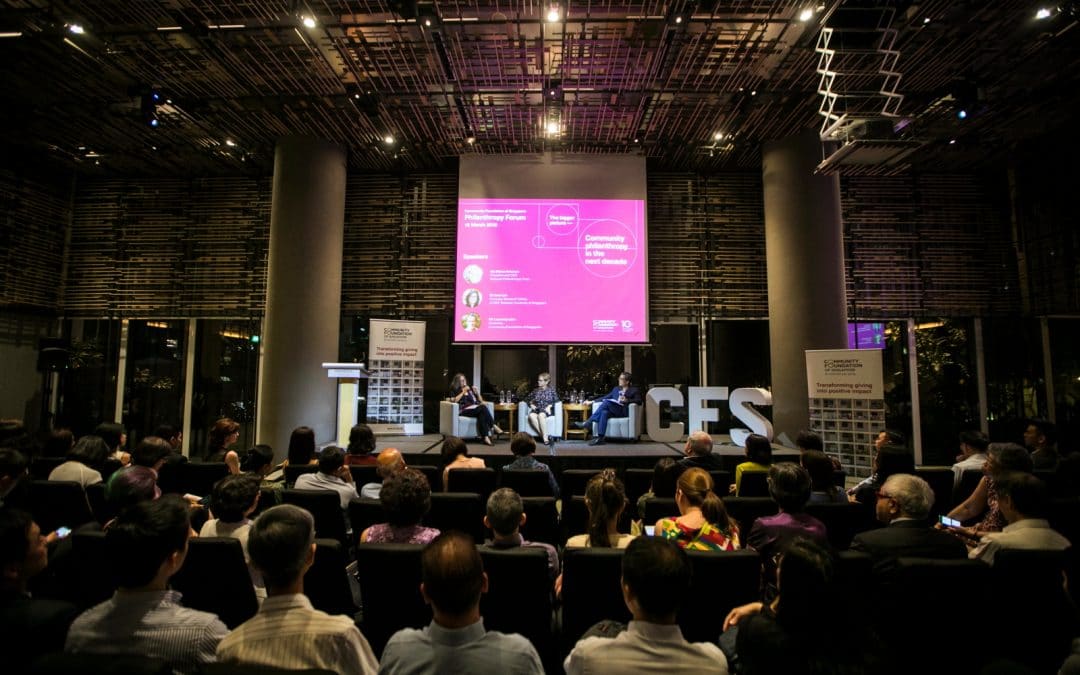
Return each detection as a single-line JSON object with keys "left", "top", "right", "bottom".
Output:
{"left": 621, "top": 537, "right": 691, "bottom": 623}
{"left": 207, "top": 418, "right": 240, "bottom": 457}
{"left": 874, "top": 445, "right": 915, "bottom": 482}
{"left": 768, "top": 462, "right": 812, "bottom": 513}
{"left": 375, "top": 448, "right": 405, "bottom": 479}
{"left": 107, "top": 495, "right": 190, "bottom": 589}
{"left": 68, "top": 434, "right": 109, "bottom": 467}
{"left": 152, "top": 424, "right": 182, "bottom": 448}
{"left": 678, "top": 467, "right": 736, "bottom": 534}
{"left": 286, "top": 426, "right": 316, "bottom": 465}
{"left": 510, "top": 432, "right": 536, "bottom": 457}
{"left": 877, "top": 429, "right": 906, "bottom": 448}
{"left": 800, "top": 450, "right": 837, "bottom": 494}
{"left": 686, "top": 430, "right": 713, "bottom": 457}
{"left": 650, "top": 457, "right": 684, "bottom": 499}
{"left": 42, "top": 428, "right": 74, "bottom": 458}
{"left": 485, "top": 487, "right": 524, "bottom": 537}
{"left": 94, "top": 422, "right": 125, "bottom": 452}
{"left": 796, "top": 430, "right": 824, "bottom": 453}
{"left": 318, "top": 445, "right": 346, "bottom": 474}
{"left": 132, "top": 436, "right": 172, "bottom": 470}
{"left": 0, "top": 508, "right": 47, "bottom": 590}
{"left": 958, "top": 429, "right": 989, "bottom": 454}
{"left": 381, "top": 468, "right": 431, "bottom": 527}
{"left": 211, "top": 474, "right": 260, "bottom": 523}
{"left": 776, "top": 537, "right": 836, "bottom": 632}
{"left": 745, "top": 434, "right": 773, "bottom": 465}
{"left": 440, "top": 436, "right": 468, "bottom": 466}
{"left": 0, "top": 447, "right": 28, "bottom": 488}
{"left": 585, "top": 469, "right": 626, "bottom": 547}
{"left": 987, "top": 442, "right": 1034, "bottom": 476}
{"left": 879, "top": 473, "right": 934, "bottom": 521}
{"left": 421, "top": 532, "right": 485, "bottom": 617}
{"left": 995, "top": 471, "right": 1049, "bottom": 519}
{"left": 347, "top": 423, "right": 376, "bottom": 457}
{"left": 240, "top": 444, "right": 275, "bottom": 474}
{"left": 247, "top": 504, "right": 315, "bottom": 591}
{"left": 106, "top": 465, "right": 160, "bottom": 509}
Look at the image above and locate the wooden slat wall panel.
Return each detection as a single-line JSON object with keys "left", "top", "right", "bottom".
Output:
{"left": 0, "top": 169, "right": 70, "bottom": 310}
{"left": 54, "top": 170, "right": 1020, "bottom": 320}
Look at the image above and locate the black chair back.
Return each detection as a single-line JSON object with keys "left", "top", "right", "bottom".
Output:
{"left": 520, "top": 497, "right": 560, "bottom": 546}
{"left": 426, "top": 492, "right": 485, "bottom": 543}
{"left": 561, "top": 547, "right": 629, "bottom": 649}
{"left": 27, "top": 480, "right": 94, "bottom": 533}
{"left": 30, "top": 457, "right": 66, "bottom": 480}
{"left": 412, "top": 465, "right": 443, "bottom": 493}
{"left": 348, "top": 498, "right": 386, "bottom": 544}
{"left": 349, "top": 465, "right": 379, "bottom": 487}
{"left": 805, "top": 501, "right": 877, "bottom": 550}
{"left": 446, "top": 468, "right": 497, "bottom": 502}
{"left": 282, "top": 489, "right": 348, "bottom": 543}
{"left": 954, "top": 469, "right": 983, "bottom": 506}
{"left": 560, "top": 469, "right": 602, "bottom": 498}
{"left": 170, "top": 537, "right": 259, "bottom": 628}
{"left": 991, "top": 548, "right": 1076, "bottom": 672}
{"left": 736, "top": 470, "right": 770, "bottom": 497}
{"left": 354, "top": 543, "right": 429, "bottom": 657}
{"left": 835, "top": 550, "right": 874, "bottom": 616}
{"left": 284, "top": 464, "right": 319, "bottom": 487}
{"left": 304, "top": 538, "right": 358, "bottom": 618}
{"left": 562, "top": 496, "right": 588, "bottom": 538}
{"left": 71, "top": 528, "right": 113, "bottom": 609}
{"left": 723, "top": 497, "right": 779, "bottom": 540}
{"left": 29, "top": 652, "right": 172, "bottom": 675}
{"left": 913, "top": 467, "right": 955, "bottom": 516}
{"left": 642, "top": 497, "right": 678, "bottom": 525}
{"left": 623, "top": 468, "right": 655, "bottom": 506}
{"left": 833, "top": 469, "right": 847, "bottom": 487}
{"left": 198, "top": 665, "right": 335, "bottom": 675}
{"left": 478, "top": 547, "right": 553, "bottom": 653}
{"left": 679, "top": 550, "right": 761, "bottom": 643}
{"left": 85, "top": 482, "right": 111, "bottom": 524}
{"left": 169, "top": 462, "right": 229, "bottom": 498}
{"left": 500, "top": 469, "right": 554, "bottom": 497}
{"left": 708, "top": 470, "right": 732, "bottom": 493}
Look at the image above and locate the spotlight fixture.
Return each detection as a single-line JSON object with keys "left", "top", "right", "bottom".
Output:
{"left": 546, "top": 6, "right": 560, "bottom": 22}
{"left": 301, "top": 14, "right": 317, "bottom": 28}
{"left": 466, "top": 135, "right": 476, "bottom": 144}
{"left": 957, "top": 109, "right": 967, "bottom": 120}
{"left": 923, "top": 17, "right": 931, "bottom": 24}
{"left": 140, "top": 89, "right": 162, "bottom": 128}
{"left": 67, "top": 23, "right": 85, "bottom": 35}
{"left": 1035, "top": 7, "right": 1052, "bottom": 19}
{"left": 225, "top": 139, "right": 236, "bottom": 147}
{"left": 0, "top": 31, "right": 23, "bottom": 38}
{"left": 949, "top": 139, "right": 956, "bottom": 144}
{"left": 384, "top": 135, "right": 395, "bottom": 145}
{"left": 798, "top": 8, "right": 814, "bottom": 22}
{"left": 713, "top": 131, "right": 724, "bottom": 141}
{"left": 675, "top": 15, "right": 683, "bottom": 24}
{"left": 545, "top": 121, "right": 560, "bottom": 136}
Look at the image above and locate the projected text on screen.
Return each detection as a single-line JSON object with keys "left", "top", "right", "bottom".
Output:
{"left": 454, "top": 198, "right": 647, "bottom": 343}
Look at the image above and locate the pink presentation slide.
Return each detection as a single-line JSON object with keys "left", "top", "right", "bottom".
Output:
{"left": 454, "top": 198, "right": 648, "bottom": 343}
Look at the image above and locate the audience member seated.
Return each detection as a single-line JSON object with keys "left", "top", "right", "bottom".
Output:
{"left": 847, "top": 444, "right": 915, "bottom": 507}
{"left": 636, "top": 457, "right": 685, "bottom": 521}
{"left": 293, "top": 446, "right": 358, "bottom": 513}
{"left": 795, "top": 429, "right": 843, "bottom": 470}
{"left": 800, "top": 450, "right": 846, "bottom": 505}
{"left": 566, "top": 469, "right": 635, "bottom": 549}
{"left": 346, "top": 423, "right": 378, "bottom": 466}
{"left": 481, "top": 487, "right": 559, "bottom": 580}
{"left": 49, "top": 435, "right": 108, "bottom": 487}
{"left": 380, "top": 532, "right": 544, "bottom": 674}
{"left": 240, "top": 444, "right": 282, "bottom": 499}
{"left": 105, "top": 465, "right": 161, "bottom": 512}
{"left": 360, "top": 448, "right": 405, "bottom": 499}
{"left": 564, "top": 537, "right": 728, "bottom": 675}
{"left": 151, "top": 424, "right": 185, "bottom": 455}
{"left": 199, "top": 474, "right": 265, "bottom": 600}
{"left": 360, "top": 468, "right": 440, "bottom": 544}
{"left": 132, "top": 436, "right": 174, "bottom": 474}
{"left": 945, "top": 442, "right": 1033, "bottom": 542}
{"left": 846, "top": 429, "right": 905, "bottom": 497}
{"left": 722, "top": 538, "right": 885, "bottom": 675}
{"left": 441, "top": 435, "right": 486, "bottom": 491}
{"left": 654, "top": 467, "right": 740, "bottom": 551}
{"left": 951, "top": 429, "right": 990, "bottom": 488}
{"left": 204, "top": 418, "right": 241, "bottom": 473}
{"left": 678, "top": 430, "right": 724, "bottom": 471}
{"left": 282, "top": 426, "right": 319, "bottom": 473}
{"left": 850, "top": 473, "right": 967, "bottom": 570}
{"left": 747, "top": 463, "right": 828, "bottom": 597}
{"left": 41, "top": 428, "right": 75, "bottom": 458}
{"left": 502, "top": 433, "right": 560, "bottom": 498}
{"left": 0, "top": 447, "right": 30, "bottom": 509}
{"left": 731, "top": 434, "right": 772, "bottom": 495}
{"left": 969, "top": 471, "right": 1071, "bottom": 565}
{"left": 215, "top": 504, "right": 378, "bottom": 672}
{"left": 64, "top": 496, "right": 228, "bottom": 673}
{"left": 0, "top": 509, "right": 79, "bottom": 672}
{"left": 93, "top": 422, "right": 130, "bottom": 467}
{"left": 1024, "top": 418, "right": 1059, "bottom": 471}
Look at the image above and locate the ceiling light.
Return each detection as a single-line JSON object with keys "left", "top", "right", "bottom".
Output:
{"left": 798, "top": 8, "right": 814, "bottom": 22}
{"left": 547, "top": 7, "right": 560, "bottom": 22}
{"left": 674, "top": 15, "right": 683, "bottom": 24}
{"left": 148, "top": 117, "right": 159, "bottom": 128}
{"left": 1035, "top": 8, "right": 1052, "bottom": 19}
{"left": 67, "top": 23, "right": 85, "bottom": 35}
{"left": 923, "top": 17, "right": 931, "bottom": 24}
{"left": 225, "top": 139, "right": 236, "bottom": 147}
{"left": 957, "top": 109, "right": 967, "bottom": 119}
{"left": 384, "top": 135, "right": 395, "bottom": 145}
{"left": 713, "top": 131, "right": 724, "bottom": 141}
{"left": 157, "top": 26, "right": 182, "bottom": 31}
{"left": 546, "top": 121, "right": 560, "bottom": 135}
{"left": 949, "top": 139, "right": 956, "bottom": 144}
{"left": 301, "top": 15, "right": 317, "bottom": 29}
{"left": 466, "top": 135, "right": 476, "bottom": 144}
{"left": 424, "top": 18, "right": 432, "bottom": 26}
{"left": 633, "top": 138, "right": 640, "bottom": 143}
{"left": 0, "top": 31, "right": 23, "bottom": 38}
{"left": 750, "top": 90, "right": 757, "bottom": 96}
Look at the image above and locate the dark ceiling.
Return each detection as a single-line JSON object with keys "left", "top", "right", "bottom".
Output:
{"left": 1, "top": 0, "right": 1077, "bottom": 176}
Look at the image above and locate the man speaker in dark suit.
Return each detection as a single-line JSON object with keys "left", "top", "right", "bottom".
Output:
{"left": 574, "top": 372, "right": 642, "bottom": 446}
{"left": 850, "top": 473, "right": 967, "bottom": 570}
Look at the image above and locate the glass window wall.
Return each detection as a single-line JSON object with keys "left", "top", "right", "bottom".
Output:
{"left": 189, "top": 319, "right": 260, "bottom": 458}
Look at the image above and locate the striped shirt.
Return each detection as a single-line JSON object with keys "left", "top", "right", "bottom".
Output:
{"left": 379, "top": 619, "right": 544, "bottom": 675}
{"left": 216, "top": 593, "right": 378, "bottom": 674}
{"left": 64, "top": 589, "right": 227, "bottom": 675}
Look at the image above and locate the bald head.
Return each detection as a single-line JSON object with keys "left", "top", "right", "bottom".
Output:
{"left": 685, "top": 430, "right": 713, "bottom": 457}
{"left": 376, "top": 448, "right": 405, "bottom": 479}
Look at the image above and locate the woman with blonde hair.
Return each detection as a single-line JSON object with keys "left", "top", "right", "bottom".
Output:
{"left": 655, "top": 468, "right": 740, "bottom": 550}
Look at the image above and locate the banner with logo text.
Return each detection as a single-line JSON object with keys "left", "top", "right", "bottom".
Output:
{"left": 805, "top": 349, "right": 885, "bottom": 479}
{"left": 367, "top": 319, "right": 426, "bottom": 435}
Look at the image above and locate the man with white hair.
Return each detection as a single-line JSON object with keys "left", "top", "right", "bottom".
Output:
{"left": 677, "top": 431, "right": 724, "bottom": 471}
{"left": 850, "top": 473, "right": 967, "bottom": 569}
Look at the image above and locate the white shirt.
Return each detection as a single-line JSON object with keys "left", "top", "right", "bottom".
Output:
{"left": 48, "top": 461, "right": 103, "bottom": 488}
{"left": 294, "top": 471, "right": 359, "bottom": 510}
{"left": 565, "top": 620, "right": 728, "bottom": 674}
{"left": 951, "top": 454, "right": 987, "bottom": 487}
{"left": 970, "top": 518, "right": 1072, "bottom": 565}
{"left": 216, "top": 593, "right": 377, "bottom": 673}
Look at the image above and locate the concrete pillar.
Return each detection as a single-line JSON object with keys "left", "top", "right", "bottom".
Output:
{"left": 257, "top": 137, "right": 346, "bottom": 459}
{"left": 762, "top": 129, "right": 848, "bottom": 437}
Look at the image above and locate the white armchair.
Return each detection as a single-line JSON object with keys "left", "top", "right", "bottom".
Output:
{"left": 589, "top": 401, "right": 643, "bottom": 441}
{"left": 517, "top": 401, "right": 564, "bottom": 441}
{"left": 439, "top": 400, "right": 496, "bottom": 440}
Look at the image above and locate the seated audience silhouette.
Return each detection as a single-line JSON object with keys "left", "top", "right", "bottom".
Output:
{"left": 360, "top": 447, "right": 405, "bottom": 499}
{"left": 969, "top": 471, "right": 1071, "bottom": 565}
{"left": 360, "top": 468, "right": 440, "bottom": 544}
{"left": 654, "top": 467, "right": 740, "bottom": 550}
{"left": 481, "top": 487, "right": 559, "bottom": 580}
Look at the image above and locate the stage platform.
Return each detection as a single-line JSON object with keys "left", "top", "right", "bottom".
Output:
{"left": 377, "top": 433, "right": 801, "bottom": 475}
